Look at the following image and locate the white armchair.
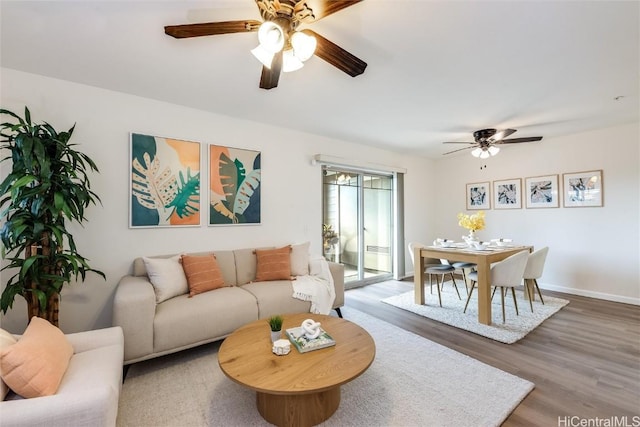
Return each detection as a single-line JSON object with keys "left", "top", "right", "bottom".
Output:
{"left": 1, "top": 326, "right": 124, "bottom": 427}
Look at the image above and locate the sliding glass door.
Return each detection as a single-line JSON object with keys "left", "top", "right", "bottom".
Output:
{"left": 322, "top": 168, "right": 394, "bottom": 288}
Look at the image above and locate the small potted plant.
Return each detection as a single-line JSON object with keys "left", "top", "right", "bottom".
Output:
{"left": 268, "top": 315, "right": 283, "bottom": 342}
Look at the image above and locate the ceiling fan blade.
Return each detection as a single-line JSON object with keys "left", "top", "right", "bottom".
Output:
{"left": 302, "top": 29, "right": 367, "bottom": 77}
{"left": 259, "top": 51, "right": 283, "bottom": 90}
{"left": 490, "top": 128, "right": 517, "bottom": 141}
{"left": 497, "top": 136, "right": 543, "bottom": 144}
{"left": 165, "top": 20, "right": 261, "bottom": 39}
{"left": 296, "top": 0, "right": 363, "bottom": 22}
{"left": 443, "top": 141, "right": 475, "bottom": 144}
{"left": 443, "top": 146, "right": 476, "bottom": 155}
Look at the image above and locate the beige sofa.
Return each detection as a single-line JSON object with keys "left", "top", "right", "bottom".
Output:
{"left": 113, "top": 246, "right": 344, "bottom": 365}
{"left": 1, "top": 327, "right": 124, "bottom": 427}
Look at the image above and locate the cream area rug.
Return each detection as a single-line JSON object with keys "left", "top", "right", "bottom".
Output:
{"left": 117, "top": 309, "right": 534, "bottom": 427}
{"left": 382, "top": 282, "right": 569, "bottom": 344}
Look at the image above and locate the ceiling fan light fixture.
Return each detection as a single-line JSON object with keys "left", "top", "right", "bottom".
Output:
{"left": 488, "top": 146, "right": 500, "bottom": 156}
{"left": 471, "top": 148, "right": 483, "bottom": 158}
{"left": 479, "top": 150, "right": 490, "bottom": 159}
{"left": 291, "top": 31, "right": 316, "bottom": 62}
{"left": 257, "top": 21, "right": 285, "bottom": 54}
{"left": 251, "top": 44, "right": 274, "bottom": 68}
{"left": 282, "top": 49, "right": 304, "bottom": 72}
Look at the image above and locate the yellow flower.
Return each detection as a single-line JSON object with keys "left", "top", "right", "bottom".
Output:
{"left": 457, "top": 211, "right": 485, "bottom": 232}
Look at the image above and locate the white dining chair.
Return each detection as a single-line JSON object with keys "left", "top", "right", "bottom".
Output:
{"left": 463, "top": 250, "right": 529, "bottom": 323}
{"left": 408, "top": 242, "right": 461, "bottom": 306}
{"left": 523, "top": 246, "right": 549, "bottom": 306}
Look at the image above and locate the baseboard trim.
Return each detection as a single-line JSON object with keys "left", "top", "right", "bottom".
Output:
{"left": 538, "top": 282, "right": 640, "bottom": 306}
{"left": 398, "top": 275, "right": 639, "bottom": 306}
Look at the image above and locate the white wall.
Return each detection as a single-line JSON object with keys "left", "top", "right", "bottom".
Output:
{"left": 0, "top": 68, "right": 436, "bottom": 333}
{"left": 433, "top": 122, "right": 640, "bottom": 304}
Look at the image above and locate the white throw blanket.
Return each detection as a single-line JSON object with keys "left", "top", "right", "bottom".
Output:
{"left": 292, "top": 256, "right": 336, "bottom": 315}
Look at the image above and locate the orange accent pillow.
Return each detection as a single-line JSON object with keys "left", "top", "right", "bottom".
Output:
{"left": 181, "top": 254, "right": 226, "bottom": 297}
{"left": 0, "top": 317, "right": 73, "bottom": 398}
{"left": 255, "top": 246, "right": 293, "bottom": 281}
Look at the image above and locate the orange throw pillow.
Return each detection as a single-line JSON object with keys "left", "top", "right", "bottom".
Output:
{"left": 0, "top": 317, "right": 73, "bottom": 398}
{"left": 181, "top": 254, "right": 226, "bottom": 297}
{"left": 255, "top": 246, "right": 293, "bottom": 281}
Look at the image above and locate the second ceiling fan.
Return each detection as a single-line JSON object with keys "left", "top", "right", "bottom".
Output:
{"left": 442, "top": 128, "right": 543, "bottom": 158}
{"left": 164, "top": 0, "right": 367, "bottom": 90}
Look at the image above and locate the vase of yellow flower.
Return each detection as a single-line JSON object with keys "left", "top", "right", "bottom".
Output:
{"left": 457, "top": 211, "right": 486, "bottom": 246}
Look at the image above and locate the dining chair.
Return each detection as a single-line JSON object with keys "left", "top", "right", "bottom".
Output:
{"left": 523, "top": 246, "right": 549, "bottom": 306}
{"left": 463, "top": 250, "right": 529, "bottom": 323}
{"left": 439, "top": 259, "right": 476, "bottom": 295}
{"left": 408, "top": 242, "right": 461, "bottom": 306}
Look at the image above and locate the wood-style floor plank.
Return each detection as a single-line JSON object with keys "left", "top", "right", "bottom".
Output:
{"left": 343, "top": 279, "right": 640, "bottom": 426}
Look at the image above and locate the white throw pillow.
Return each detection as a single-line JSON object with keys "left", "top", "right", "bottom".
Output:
{"left": 0, "top": 328, "right": 18, "bottom": 399}
{"left": 143, "top": 256, "right": 189, "bottom": 303}
{"left": 290, "top": 242, "right": 310, "bottom": 276}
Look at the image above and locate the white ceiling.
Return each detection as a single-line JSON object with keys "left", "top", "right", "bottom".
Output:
{"left": 1, "top": 1, "right": 638, "bottom": 158}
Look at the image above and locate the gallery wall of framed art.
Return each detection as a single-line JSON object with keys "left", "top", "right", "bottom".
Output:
{"left": 465, "top": 169, "right": 603, "bottom": 210}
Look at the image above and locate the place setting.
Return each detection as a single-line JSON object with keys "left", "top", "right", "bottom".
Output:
{"left": 431, "top": 237, "right": 515, "bottom": 252}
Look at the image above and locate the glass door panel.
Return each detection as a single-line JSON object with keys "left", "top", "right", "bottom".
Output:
{"left": 323, "top": 168, "right": 393, "bottom": 287}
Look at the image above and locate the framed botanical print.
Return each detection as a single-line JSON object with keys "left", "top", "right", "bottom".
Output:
{"left": 209, "top": 144, "right": 261, "bottom": 225}
{"left": 563, "top": 170, "right": 603, "bottom": 207}
{"left": 466, "top": 182, "right": 491, "bottom": 210}
{"left": 525, "top": 174, "right": 559, "bottom": 208}
{"left": 130, "top": 133, "right": 201, "bottom": 228}
{"left": 493, "top": 178, "right": 522, "bottom": 209}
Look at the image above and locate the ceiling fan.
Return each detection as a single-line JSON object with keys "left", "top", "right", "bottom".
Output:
{"left": 164, "top": 0, "right": 367, "bottom": 90}
{"left": 442, "top": 128, "right": 543, "bottom": 158}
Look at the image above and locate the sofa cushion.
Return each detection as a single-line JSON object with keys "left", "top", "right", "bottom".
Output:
{"left": 241, "top": 281, "right": 311, "bottom": 319}
{"left": 255, "top": 246, "right": 292, "bottom": 281}
{"left": 0, "top": 317, "right": 74, "bottom": 398}
{"left": 153, "top": 287, "right": 259, "bottom": 354}
{"left": 290, "top": 242, "right": 310, "bottom": 276}
{"left": 0, "top": 328, "right": 17, "bottom": 399}
{"left": 234, "top": 248, "right": 260, "bottom": 285}
{"left": 212, "top": 250, "right": 237, "bottom": 286}
{"left": 143, "top": 255, "right": 188, "bottom": 303}
{"left": 181, "top": 254, "right": 226, "bottom": 297}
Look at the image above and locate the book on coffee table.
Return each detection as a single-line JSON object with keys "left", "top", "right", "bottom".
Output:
{"left": 285, "top": 326, "right": 336, "bottom": 353}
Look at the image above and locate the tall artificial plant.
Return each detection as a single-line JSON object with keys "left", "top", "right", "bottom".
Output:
{"left": 0, "top": 107, "right": 104, "bottom": 326}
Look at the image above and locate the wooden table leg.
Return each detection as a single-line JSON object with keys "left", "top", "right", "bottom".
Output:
{"left": 257, "top": 387, "right": 340, "bottom": 427}
{"left": 476, "top": 258, "right": 492, "bottom": 325}
{"left": 414, "top": 249, "right": 425, "bottom": 304}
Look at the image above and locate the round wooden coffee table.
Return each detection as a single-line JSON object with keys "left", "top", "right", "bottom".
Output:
{"left": 218, "top": 313, "right": 375, "bottom": 427}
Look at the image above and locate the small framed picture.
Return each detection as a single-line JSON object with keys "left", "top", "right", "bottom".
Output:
{"left": 525, "top": 174, "right": 559, "bottom": 208}
{"left": 466, "top": 182, "right": 491, "bottom": 210}
{"left": 493, "top": 178, "right": 522, "bottom": 209}
{"left": 563, "top": 170, "right": 603, "bottom": 207}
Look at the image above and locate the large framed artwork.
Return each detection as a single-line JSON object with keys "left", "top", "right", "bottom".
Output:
{"left": 209, "top": 144, "right": 261, "bottom": 225}
{"left": 493, "top": 178, "right": 522, "bottom": 209}
{"left": 466, "top": 182, "right": 491, "bottom": 210}
{"left": 563, "top": 170, "right": 603, "bottom": 207}
{"left": 130, "top": 133, "right": 201, "bottom": 228}
{"left": 525, "top": 174, "right": 559, "bottom": 209}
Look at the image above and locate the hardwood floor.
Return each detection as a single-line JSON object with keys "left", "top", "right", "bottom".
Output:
{"left": 344, "top": 279, "right": 640, "bottom": 426}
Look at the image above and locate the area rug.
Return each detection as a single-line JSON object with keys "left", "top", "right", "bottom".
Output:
{"left": 117, "top": 309, "right": 534, "bottom": 427}
{"left": 382, "top": 282, "right": 569, "bottom": 344}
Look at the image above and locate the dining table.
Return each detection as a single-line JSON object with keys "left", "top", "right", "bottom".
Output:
{"left": 414, "top": 244, "right": 533, "bottom": 325}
